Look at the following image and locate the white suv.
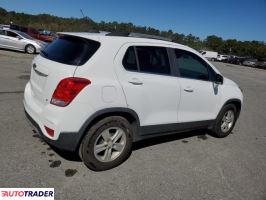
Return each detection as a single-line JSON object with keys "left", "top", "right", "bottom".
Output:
{"left": 24, "top": 32, "right": 243, "bottom": 171}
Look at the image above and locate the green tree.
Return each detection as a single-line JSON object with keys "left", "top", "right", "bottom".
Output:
{"left": 0, "top": 7, "right": 265, "bottom": 59}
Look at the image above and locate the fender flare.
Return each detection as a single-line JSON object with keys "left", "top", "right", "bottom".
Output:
{"left": 217, "top": 98, "right": 242, "bottom": 119}
{"left": 74, "top": 107, "right": 140, "bottom": 149}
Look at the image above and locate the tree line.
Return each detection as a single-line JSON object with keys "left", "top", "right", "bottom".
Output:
{"left": 0, "top": 7, "right": 265, "bottom": 59}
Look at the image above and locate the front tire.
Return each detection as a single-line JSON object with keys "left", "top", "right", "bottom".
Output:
{"left": 80, "top": 116, "right": 133, "bottom": 171}
{"left": 25, "top": 44, "right": 36, "bottom": 54}
{"left": 212, "top": 104, "right": 237, "bottom": 138}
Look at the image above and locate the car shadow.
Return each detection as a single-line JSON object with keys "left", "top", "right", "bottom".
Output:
{"left": 48, "top": 145, "right": 82, "bottom": 162}
{"left": 133, "top": 129, "right": 208, "bottom": 150}
{"left": 0, "top": 48, "right": 25, "bottom": 54}
{"left": 50, "top": 129, "right": 210, "bottom": 162}
{"left": 0, "top": 48, "right": 38, "bottom": 54}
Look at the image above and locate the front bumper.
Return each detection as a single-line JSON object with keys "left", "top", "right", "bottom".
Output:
{"left": 35, "top": 46, "right": 42, "bottom": 53}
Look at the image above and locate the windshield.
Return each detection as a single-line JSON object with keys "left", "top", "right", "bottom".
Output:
{"left": 40, "top": 35, "right": 100, "bottom": 66}
{"left": 17, "top": 31, "right": 34, "bottom": 40}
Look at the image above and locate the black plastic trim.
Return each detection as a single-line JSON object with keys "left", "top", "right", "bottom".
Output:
{"left": 25, "top": 108, "right": 216, "bottom": 152}
{"left": 25, "top": 109, "right": 79, "bottom": 152}
{"left": 106, "top": 32, "right": 130, "bottom": 37}
{"left": 220, "top": 98, "right": 242, "bottom": 119}
{"left": 25, "top": 108, "right": 140, "bottom": 152}
{"left": 135, "top": 120, "right": 214, "bottom": 141}
{"left": 106, "top": 32, "right": 172, "bottom": 42}
{"left": 76, "top": 107, "right": 140, "bottom": 141}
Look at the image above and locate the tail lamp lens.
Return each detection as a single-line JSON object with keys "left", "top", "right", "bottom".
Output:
{"left": 51, "top": 77, "right": 91, "bottom": 107}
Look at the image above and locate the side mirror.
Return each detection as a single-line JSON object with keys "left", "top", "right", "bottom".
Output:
{"left": 16, "top": 36, "right": 22, "bottom": 40}
{"left": 215, "top": 74, "right": 223, "bottom": 84}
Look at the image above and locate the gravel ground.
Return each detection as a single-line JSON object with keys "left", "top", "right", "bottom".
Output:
{"left": 0, "top": 49, "right": 265, "bottom": 200}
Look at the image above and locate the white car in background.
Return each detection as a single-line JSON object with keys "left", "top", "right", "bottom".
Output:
{"left": 217, "top": 54, "right": 228, "bottom": 62}
{"left": 0, "top": 29, "right": 47, "bottom": 54}
{"left": 201, "top": 50, "right": 218, "bottom": 61}
{"left": 24, "top": 32, "right": 243, "bottom": 171}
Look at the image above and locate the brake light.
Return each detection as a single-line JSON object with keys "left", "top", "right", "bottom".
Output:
{"left": 51, "top": 77, "right": 91, "bottom": 107}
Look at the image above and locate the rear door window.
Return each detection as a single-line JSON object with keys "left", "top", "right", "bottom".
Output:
{"left": 136, "top": 46, "right": 170, "bottom": 75}
{"left": 41, "top": 35, "right": 100, "bottom": 66}
{"left": 6, "top": 31, "right": 18, "bottom": 38}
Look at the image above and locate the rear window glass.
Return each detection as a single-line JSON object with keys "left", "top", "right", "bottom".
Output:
{"left": 41, "top": 35, "right": 100, "bottom": 66}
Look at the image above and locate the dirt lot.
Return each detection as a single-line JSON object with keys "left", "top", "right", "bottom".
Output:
{"left": 0, "top": 49, "right": 265, "bottom": 200}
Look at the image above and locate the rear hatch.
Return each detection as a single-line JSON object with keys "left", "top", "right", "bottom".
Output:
{"left": 30, "top": 34, "right": 100, "bottom": 106}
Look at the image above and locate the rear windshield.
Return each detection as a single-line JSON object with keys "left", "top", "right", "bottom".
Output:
{"left": 40, "top": 35, "right": 100, "bottom": 66}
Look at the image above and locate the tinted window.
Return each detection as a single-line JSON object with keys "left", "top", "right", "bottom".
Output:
{"left": 10, "top": 25, "right": 19, "bottom": 30}
{"left": 29, "top": 28, "right": 39, "bottom": 34}
{"left": 175, "top": 49, "right": 209, "bottom": 81}
{"left": 6, "top": 31, "right": 18, "bottom": 37}
{"left": 41, "top": 35, "right": 100, "bottom": 66}
{"left": 136, "top": 46, "right": 170, "bottom": 75}
{"left": 122, "top": 47, "right": 137, "bottom": 71}
{"left": 0, "top": 30, "right": 5, "bottom": 35}
{"left": 20, "top": 27, "right": 28, "bottom": 33}
{"left": 18, "top": 32, "right": 33, "bottom": 40}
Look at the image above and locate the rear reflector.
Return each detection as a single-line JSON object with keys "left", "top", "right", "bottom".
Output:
{"left": 51, "top": 77, "right": 91, "bottom": 107}
{"left": 45, "top": 126, "right": 54, "bottom": 137}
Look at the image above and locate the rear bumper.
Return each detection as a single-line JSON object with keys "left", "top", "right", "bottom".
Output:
{"left": 23, "top": 82, "right": 95, "bottom": 152}
{"left": 24, "top": 109, "right": 80, "bottom": 152}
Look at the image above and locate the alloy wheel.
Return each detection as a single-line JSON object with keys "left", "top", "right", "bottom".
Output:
{"left": 93, "top": 127, "right": 127, "bottom": 162}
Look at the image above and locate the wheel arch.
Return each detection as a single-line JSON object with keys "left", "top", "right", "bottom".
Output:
{"left": 219, "top": 98, "right": 242, "bottom": 119}
{"left": 76, "top": 108, "right": 140, "bottom": 150}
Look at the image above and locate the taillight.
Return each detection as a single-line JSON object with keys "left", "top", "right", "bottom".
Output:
{"left": 51, "top": 77, "right": 91, "bottom": 107}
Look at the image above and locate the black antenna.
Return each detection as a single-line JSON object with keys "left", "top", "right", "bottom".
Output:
{"left": 80, "top": 9, "right": 85, "bottom": 18}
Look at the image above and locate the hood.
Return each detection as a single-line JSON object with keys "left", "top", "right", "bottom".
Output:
{"left": 22, "top": 38, "right": 47, "bottom": 48}
{"left": 34, "top": 39, "right": 48, "bottom": 47}
{"left": 223, "top": 77, "right": 238, "bottom": 87}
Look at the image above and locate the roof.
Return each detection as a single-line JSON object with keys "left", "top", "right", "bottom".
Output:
{"left": 56, "top": 31, "right": 220, "bottom": 73}
{"left": 57, "top": 31, "right": 191, "bottom": 50}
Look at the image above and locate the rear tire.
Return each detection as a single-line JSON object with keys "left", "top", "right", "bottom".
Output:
{"left": 80, "top": 116, "right": 133, "bottom": 171}
{"left": 25, "top": 44, "right": 36, "bottom": 54}
{"left": 211, "top": 104, "right": 237, "bottom": 138}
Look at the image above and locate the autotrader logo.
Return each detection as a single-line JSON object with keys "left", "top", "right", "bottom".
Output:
{"left": 0, "top": 188, "right": 54, "bottom": 200}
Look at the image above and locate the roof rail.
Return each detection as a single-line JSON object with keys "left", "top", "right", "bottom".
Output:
{"left": 106, "top": 32, "right": 172, "bottom": 42}
{"left": 106, "top": 32, "right": 129, "bottom": 37}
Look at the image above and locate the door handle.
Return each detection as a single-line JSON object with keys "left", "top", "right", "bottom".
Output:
{"left": 184, "top": 89, "right": 193, "bottom": 92}
{"left": 128, "top": 81, "right": 143, "bottom": 85}
{"left": 128, "top": 78, "right": 143, "bottom": 85}
{"left": 184, "top": 86, "right": 194, "bottom": 92}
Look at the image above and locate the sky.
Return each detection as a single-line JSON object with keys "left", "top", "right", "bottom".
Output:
{"left": 1, "top": 0, "right": 266, "bottom": 41}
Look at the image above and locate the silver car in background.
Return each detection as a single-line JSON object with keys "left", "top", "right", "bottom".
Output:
{"left": 242, "top": 59, "right": 258, "bottom": 67}
{"left": 0, "top": 29, "right": 47, "bottom": 54}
